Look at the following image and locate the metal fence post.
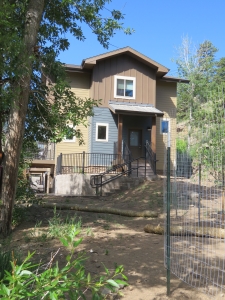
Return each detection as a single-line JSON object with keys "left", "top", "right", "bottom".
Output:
{"left": 154, "top": 153, "right": 157, "bottom": 175}
{"left": 166, "top": 135, "right": 171, "bottom": 296}
{"left": 82, "top": 151, "right": 85, "bottom": 174}
{"left": 198, "top": 163, "right": 201, "bottom": 226}
{"left": 137, "top": 159, "right": 139, "bottom": 177}
{"left": 58, "top": 153, "right": 62, "bottom": 174}
{"left": 128, "top": 153, "right": 131, "bottom": 177}
{"left": 145, "top": 145, "right": 147, "bottom": 177}
{"left": 101, "top": 175, "right": 102, "bottom": 196}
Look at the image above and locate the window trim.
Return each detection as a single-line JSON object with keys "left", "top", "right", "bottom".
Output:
{"left": 96, "top": 123, "right": 109, "bottom": 142}
{"left": 160, "top": 118, "right": 170, "bottom": 135}
{"left": 114, "top": 75, "right": 136, "bottom": 99}
{"left": 63, "top": 124, "right": 76, "bottom": 142}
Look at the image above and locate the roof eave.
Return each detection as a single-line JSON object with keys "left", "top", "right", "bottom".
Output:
{"left": 160, "top": 76, "right": 190, "bottom": 84}
{"left": 109, "top": 107, "right": 164, "bottom": 117}
{"left": 83, "top": 47, "right": 169, "bottom": 74}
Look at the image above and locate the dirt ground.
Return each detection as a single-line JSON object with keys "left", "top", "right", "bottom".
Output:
{"left": 0, "top": 179, "right": 223, "bottom": 299}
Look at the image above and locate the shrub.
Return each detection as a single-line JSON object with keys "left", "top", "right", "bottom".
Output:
{"left": 0, "top": 250, "right": 22, "bottom": 281}
{"left": 0, "top": 225, "right": 128, "bottom": 299}
{"left": 12, "top": 205, "right": 27, "bottom": 226}
{"left": 176, "top": 138, "right": 188, "bottom": 153}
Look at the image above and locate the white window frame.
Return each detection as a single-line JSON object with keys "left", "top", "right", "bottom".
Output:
{"left": 114, "top": 75, "right": 136, "bottom": 99}
{"left": 64, "top": 124, "right": 76, "bottom": 142}
{"left": 160, "top": 118, "right": 170, "bottom": 135}
{"left": 96, "top": 123, "right": 109, "bottom": 142}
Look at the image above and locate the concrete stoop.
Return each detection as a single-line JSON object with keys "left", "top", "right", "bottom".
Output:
{"left": 130, "top": 161, "right": 155, "bottom": 180}
{"left": 101, "top": 177, "right": 145, "bottom": 197}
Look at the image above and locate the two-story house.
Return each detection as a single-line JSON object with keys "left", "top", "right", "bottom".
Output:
{"left": 29, "top": 47, "right": 188, "bottom": 194}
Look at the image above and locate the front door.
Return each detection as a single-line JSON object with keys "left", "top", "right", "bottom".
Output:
{"left": 129, "top": 129, "right": 142, "bottom": 158}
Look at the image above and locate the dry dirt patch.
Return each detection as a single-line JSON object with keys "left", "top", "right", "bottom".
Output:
{"left": 0, "top": 179, "right": 220, "bottom": 299}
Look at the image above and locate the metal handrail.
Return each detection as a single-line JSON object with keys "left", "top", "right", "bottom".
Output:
{"left": 145, "top": 141, "right": 157, "bottom": 175}
{"left": 122, "top": 141, "right": 132, "bottom": 176}
{"left": 90, "top": 156, "right": 146, "bottom": 195}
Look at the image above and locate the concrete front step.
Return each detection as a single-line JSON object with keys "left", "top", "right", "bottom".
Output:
{"left": 101, "top": 177, "right": 144, "bottom": 196}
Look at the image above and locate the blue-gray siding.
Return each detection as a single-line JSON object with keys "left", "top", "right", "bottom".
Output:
{"left": 91, "top": 107, "right": 118, "bottom": 154}
{"left": 89, "top": 108, "right": 152, "bottom": 158}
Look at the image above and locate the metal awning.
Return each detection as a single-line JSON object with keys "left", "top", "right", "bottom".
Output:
{"left": 108, "top": 101, "right": 164, "bottom": 116}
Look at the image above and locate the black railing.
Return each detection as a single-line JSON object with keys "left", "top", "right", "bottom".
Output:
{"left": 145, "top": 141, "right": 157, "bottom": 175}
{"left": 90, "top": 156, "right": 145, "bottom": 195}
{"left": 123, "top": 141, "right": 132, "bottom": 175}
{"left": 57, "top": 152, "right": 130, "bottom": 175}
{"left": 26, "top": 142, "right": 55, "bottom": 160}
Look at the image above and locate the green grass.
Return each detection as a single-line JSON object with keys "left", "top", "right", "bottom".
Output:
{"left": 48, "top": 207, "right": 82, "bottom": 239}
{"left": 0, "top": 249, "right": 22, "bottom": 281}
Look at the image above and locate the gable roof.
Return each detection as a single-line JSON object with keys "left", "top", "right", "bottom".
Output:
{"left": 81, "top": 47, "right": 169, "bottom": 77}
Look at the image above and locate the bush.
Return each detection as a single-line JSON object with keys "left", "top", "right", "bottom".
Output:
{"left": 176, "top": 138, "right": 188, "bottom": 153}
{"left": 0, "top": 227, "right": 128, "bottom": 299}
{"left": 12, "top": 205, "right": 27, "bottom": 227}
{"left": 0, "top": 250, "right": 22, "bottom": 281}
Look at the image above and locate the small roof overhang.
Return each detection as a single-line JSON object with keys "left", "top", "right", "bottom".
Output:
{"left": 108, "top": 101, "right": 164, "bottom": 117}
{"left": 160, "top": 75, "right": 190, "bottom": 83}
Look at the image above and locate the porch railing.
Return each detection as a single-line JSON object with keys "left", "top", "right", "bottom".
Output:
{"left": 57, "top": 152, "right": 130, "bottom": 175}
{"left": 26, "top": 142, "right": 55, "bottom": 160}
{"left": 145, "top": 141, "right": 157, "bottom": 175}
{"left": 90, "top": 156, "right": 146, "bottom": 195}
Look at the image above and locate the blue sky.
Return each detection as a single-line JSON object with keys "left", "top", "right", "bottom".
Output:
{"left": 58, "top": 0, "right": 225, "bottom": 76}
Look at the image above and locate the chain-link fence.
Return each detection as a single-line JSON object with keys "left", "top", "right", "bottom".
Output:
{"left": 165, "top": 111, "right": 225, "bottom": 296}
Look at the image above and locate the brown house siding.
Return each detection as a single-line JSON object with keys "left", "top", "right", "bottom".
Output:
{"left": 156, "top": 81, "right": 177, "bottom": 171}
{"left": 90, "top": 54, "right": 156, "bottom": 106}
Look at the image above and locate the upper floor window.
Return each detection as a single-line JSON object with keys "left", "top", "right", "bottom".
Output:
{"left": 114, "top": 75, "right": 136, "bottom": 99}
{"left": 64, "top": 124, "right": 76, "bottom": 142}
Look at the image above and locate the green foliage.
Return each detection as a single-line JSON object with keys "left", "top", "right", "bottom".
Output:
{"left": 175, "top": 37, "right": 225, "bottom": 178}
{"left": 12, "top": 205, "right": 27, "bottom": 227}
{"left": 15, "top": 149, "right": 36, "bottom": 204}
{"left": 1, "top": 0, "right": 134, "bottom": 147}
{"left": 215, "top": 57, "right": 225, "bottom": 85}
{"left": 0, "top": 229, "right": 128, "bottom": 299}
{"left": 0, "top": 250, "right": 22, "bottom": 282}
{"left": 175, "top": 37, "right": 218, "bottom": 121}
{"left": 48, "top": 207, "right": 82, "bottom": 239}
{"left": 176, "top": 139, "right": 188, "bottom": 153}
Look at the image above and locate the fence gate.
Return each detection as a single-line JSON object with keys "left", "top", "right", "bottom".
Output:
{"left": 165, "top": 121, "right": 225, "bottom": 297}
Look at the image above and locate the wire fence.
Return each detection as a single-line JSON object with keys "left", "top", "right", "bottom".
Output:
{"left": 164, "top": 109, "right": 225, "bottom": 296}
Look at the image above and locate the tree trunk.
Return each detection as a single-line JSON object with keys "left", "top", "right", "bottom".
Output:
{"left": 0, "top": 0, "right": 45, "bottom": 236}
{"left": 41, "top": 203, "right": 158, "bottom": 218}
{"left": 144, "top": 224, "right": 225, "bottom": 238}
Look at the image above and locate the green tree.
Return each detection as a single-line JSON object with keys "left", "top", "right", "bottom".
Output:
{"left": 214, "top": 57, "right": 225, "bottom": 86}
{"left": 176, "top": 37, "right": 218, "bottom": 121}
{"left": 0, "top": 0, "right": 133, "bottom": 236}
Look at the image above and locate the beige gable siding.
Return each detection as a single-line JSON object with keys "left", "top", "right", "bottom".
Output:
{"left": 156, "top": 81, "right": 177, "bottom": 171}
{"left": 90, "top": 54, "right": 156, "bottom": 106}
{"left": 55, "top": 72, "right": 91, "bottom": 163}
{"left": 55, "top": 124, "right": 89, "bottom": 158}
{"left": 67, "top": 72, "right": 91, "bottom": 98}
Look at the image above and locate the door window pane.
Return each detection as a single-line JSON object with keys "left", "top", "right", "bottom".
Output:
{"left": 130, "top": 131, "right": 139, "bottom": 146}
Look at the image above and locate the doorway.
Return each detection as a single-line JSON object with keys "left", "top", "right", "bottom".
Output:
{"left": 128, "top": 129, "right": 142, "bottom": 158}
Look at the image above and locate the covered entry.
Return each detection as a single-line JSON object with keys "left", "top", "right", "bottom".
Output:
{"left": 129, "top": 129, "right": 142, "bottom": 157}
{"left": 109, "top": 101, "right": 164, "bottom": 159}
